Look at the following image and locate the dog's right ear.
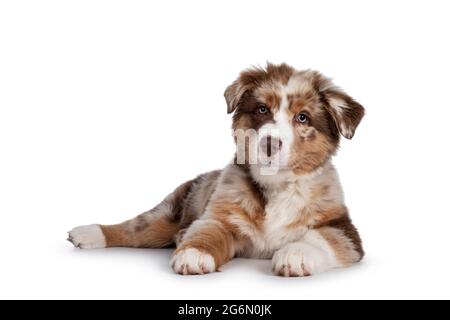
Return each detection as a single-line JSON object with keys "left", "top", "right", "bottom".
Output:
{"left": 225, "top": 65, "right": 270, "bottom": 113}
{"left": 224, "top": 78, "right": 250, "bottom": 114}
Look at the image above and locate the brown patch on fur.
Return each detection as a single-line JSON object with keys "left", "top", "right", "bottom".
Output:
{"left": 298, "top": 127, "right": 316, "bottom": 141}
{"left": 101, "top": 217, "right": 180, "bottom": 248}
{"left": 176, "top": 222, "right": 234, "bottom": 268}
{"left": 213, "top": 201, "right": 264, "bottom": 236}
{"left": 308, "top": 107, "right": 340, "bottom": 143}
{"left": 307, "top": 70, "right": 365, "bottom": 139}
{"left": 286, "top": 205, "right": 346, "bottom": 231}
{"left": 264, "top": 91, "right": 281, "bottom": 111}
{"left": 288, "top": 95, "right": 313, "bottom": 114}
{"left": 321, "top": 89, "right": 365, "bottom": 140}
{"left": 225, "top": 63, "right": 294, "bottom": 114}
{"left": 134, "top": 214, "right": 151, "bottom": 232}
{"left": 290, "top": 132, "right": 336, "bottom": 175}
{"left": 315, "top": 215, "right": 364, "bottom": 261}
{"left": 312, "top": 184, "right": 330, "bottom": 199}
{"left": 254, "top": 87, "right": 282, "bottom": 112}
{"left": 237, "top": 63, "right": 294, "bottom": 89}
{"left": 312, "top": 206, "right": 348, "bottom": 227}
{"left": 288, "top": 81, "right": 339, "bottom": 143}
{"left": 232, "top": 94, "right": 275, "bottom": 132}
{"left": 318, "top": 227, "right": 361, "bottom": 266}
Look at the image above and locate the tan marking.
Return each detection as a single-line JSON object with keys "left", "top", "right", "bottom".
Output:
{"left": 290, "top": 132, "right": 336, "bottom": 175}
{"left": 287, "top": 97, "right": 312, "bottom": 115}
{"left": 254, "top": 88, "right": 281, "bottom": 112}
{"left": 311, "top": 184, "right": 331, "bottom": 199}
{"left": 101, "top": 217, "right": 179, "bottom": 248}
{"left": 175, "top": 222, "right": 233, "bottom": 268}
{"left": 213, "top": 201, "right": 264, "bottom": 237}
{"left": 286, "top": 206, "right": 346, "bottom": 231}
{"left": 225, "top": 63, "right": 295, "bottom": 114}
{"left": 312, "top": 207, "right": 347, "bottom": 226}
{"left": 318, "top": 227, "right": 361, "bottom": 266}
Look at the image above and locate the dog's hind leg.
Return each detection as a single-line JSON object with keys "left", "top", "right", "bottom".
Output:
{"left": 68, "top": 180, "right": 194, "bottom": 249}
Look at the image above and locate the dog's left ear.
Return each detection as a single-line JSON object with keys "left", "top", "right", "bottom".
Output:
{"left": 224, "top": 78, "right": 250, "bottom": 114}
{"left": 318, "top": 78, "right": 365, "bottom": 139}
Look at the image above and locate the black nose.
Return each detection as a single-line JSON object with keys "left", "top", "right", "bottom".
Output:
{"left": 260, "top": 136, "right": 282, "bottom": 157}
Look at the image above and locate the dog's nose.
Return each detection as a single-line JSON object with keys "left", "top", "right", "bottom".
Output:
{"left": 259, "top": 136, "right": 282, "bottom": 157}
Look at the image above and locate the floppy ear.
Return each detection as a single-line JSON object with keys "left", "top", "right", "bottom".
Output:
{"left": 318, "top": 79, "right": 365, "bottom": 139}
{"left": 225, "top": 64, "right": 280, "bottom": 114}
{"left": 224, "top": 79, "right": 250, "bottom": 114}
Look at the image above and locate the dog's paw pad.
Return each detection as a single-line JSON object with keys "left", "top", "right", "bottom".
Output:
{"left": 170, "top": 248, "right": 216, "bottom": 275}
{"left": 67, "top": 224, "right": 106, "bottom": 249}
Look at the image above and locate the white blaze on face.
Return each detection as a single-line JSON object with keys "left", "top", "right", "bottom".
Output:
{"left": 258, "top": 89, "right": 294, "bottom": 168}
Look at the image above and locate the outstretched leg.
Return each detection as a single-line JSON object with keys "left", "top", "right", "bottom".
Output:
{"left": 68, "top": 180, "right": 194, "bottom": 249}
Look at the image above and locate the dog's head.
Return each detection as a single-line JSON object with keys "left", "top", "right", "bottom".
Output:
{"left": 226, "top": 63, "right": 364, "bottom": 176}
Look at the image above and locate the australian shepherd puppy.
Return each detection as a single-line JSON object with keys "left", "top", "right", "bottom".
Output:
{"left": 68, "top": 63, "right": 365, "bottom": 277}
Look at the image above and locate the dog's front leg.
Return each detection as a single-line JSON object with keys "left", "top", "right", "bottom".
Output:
{"left": 170, "top": 218, "right": 234, "bottom": 275}
{"left": 272, "top": 224, "right": 363, "bottom": 277}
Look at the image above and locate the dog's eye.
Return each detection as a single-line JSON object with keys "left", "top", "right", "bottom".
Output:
{"left": 295, "top": 113, "right": 308, "bottom": 123}
{"left": 258, "top": 104, "right": 268, "bottom": 114}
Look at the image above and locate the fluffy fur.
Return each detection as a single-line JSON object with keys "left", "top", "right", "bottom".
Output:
{"left": 68, "top": 63, "right": 365, "bottom": 277}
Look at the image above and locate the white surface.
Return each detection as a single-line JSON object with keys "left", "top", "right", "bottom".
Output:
{"left": 1, "top": 0, "right": 450, "bottom": 299}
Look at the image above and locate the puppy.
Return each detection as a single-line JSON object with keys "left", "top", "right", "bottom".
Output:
{"left": 68, "top": 63, "right": 365, "bottom": 277}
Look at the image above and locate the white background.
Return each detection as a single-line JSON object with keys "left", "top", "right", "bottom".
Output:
{"left": 1, "top": 0, "right": 449, "bottom": 300}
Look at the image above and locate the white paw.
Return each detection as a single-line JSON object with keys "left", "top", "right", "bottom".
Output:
{"left": 272, "top": 243, "right": 330, "bottom": 277}
{"left": 68, "top": 224, "right": 106, "bottom": 249}
{"left": 170, "top": 248, "right": 216, "bottom": 275}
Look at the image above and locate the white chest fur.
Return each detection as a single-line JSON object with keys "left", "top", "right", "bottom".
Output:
{"left": 242, "top": 162, "right": 343, "bottom": 258}
{"left": 246, "top": 175, "right": 316, "bottom": 258}
{"left": 264, "top": 182, "right": 310, "bottom": 248}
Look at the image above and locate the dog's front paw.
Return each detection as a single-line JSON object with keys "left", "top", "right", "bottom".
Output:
{"left": 67, "top": 224, "right": 106, "bottom": 249}
{"left": 170, "top": 248, "right": 216, "bottom": 275}
{"left": 272, "top": 243, "right": 329, "bottom": 277}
